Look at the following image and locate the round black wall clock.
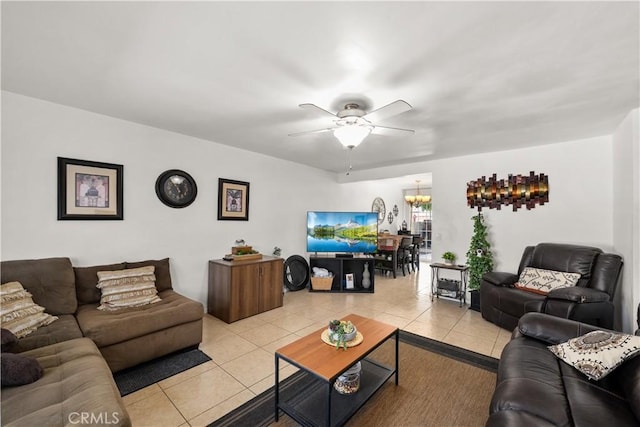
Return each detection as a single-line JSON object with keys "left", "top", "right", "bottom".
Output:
{"left": 155, "top": 169, "right": 198, "bottom": 208}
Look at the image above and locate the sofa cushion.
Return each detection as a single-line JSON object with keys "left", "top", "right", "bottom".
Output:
{"left": 491, "top": 285, "right": 546, "bottom": 319}
{"left": 0, "top": 258, "right": 76, "bottom": 315}
{"left": 528, "top": 243, "right": 600, "bottom": 285}
{"left": 0, "top": 337, "right": 130, "bottom": 427}
{"left": 0, "top": 328, "right": 18, "bottom": 353}
{"left": 559, "top": 361, "right": 638, "bottom": 426}
{"left": 515, "top": 267, "right": 581, "bottom": 295}
{"left": 74, "top": 262, "right": 126, "bottom": 305}
{"left": 1, "top": 282, "right": 58, "bottom": 338}
{"left": 76, "top": 290, "right": 203, "bottom": 348}
{"left": 126, "top": 258, "right": 173, "bottom": 291}
{"left": 548, "top": 330, "right": 640, "bottom": 380}
{"left": 96, "top": 266, "right": 161, "bottom": 311}
{"left": 7, "top": 315, "right": 83, "bottom": 353}
{"left": 611, "top": 354, "right": 640, "bottom": 421}
{"left": 491, "top": 337, "right": 573, "bottom": 426}
{"left": 1, "top": 352, "right": 43, "bottom": 387}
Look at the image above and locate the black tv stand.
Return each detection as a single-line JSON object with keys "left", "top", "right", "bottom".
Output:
{"left": 335, "top": 254, "right": 354, "bottom": 258}
{"left": 309, "top": 256, "right": 374, "bottom": 293}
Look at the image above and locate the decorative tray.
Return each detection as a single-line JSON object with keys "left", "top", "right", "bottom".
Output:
{"left": 223, "top": 253, "right": 263, "bottom": 262}
{"left": 320, "top": 330, "right": 364, "bottom": 348}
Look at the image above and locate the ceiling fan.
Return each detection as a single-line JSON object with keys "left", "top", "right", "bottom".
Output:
{"left": 289, "top": 100, "right": 415, "bottom": 148}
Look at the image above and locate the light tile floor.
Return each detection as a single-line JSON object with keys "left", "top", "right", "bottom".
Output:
{"left": 123, "top": 261, "right": 510, "bottom": 427}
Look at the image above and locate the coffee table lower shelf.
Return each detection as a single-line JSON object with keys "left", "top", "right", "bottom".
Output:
{"left": 277, "top": 359, "right": 394, "bottom": 427}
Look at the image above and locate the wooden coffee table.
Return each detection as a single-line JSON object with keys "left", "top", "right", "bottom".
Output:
{"left": 275, "top": 314, "right": 399, "bottom": 426}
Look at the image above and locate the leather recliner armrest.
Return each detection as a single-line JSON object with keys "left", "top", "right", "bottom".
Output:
{"left": 514, "top": 312, "right": 605, "bottom": 344}
{"left": 546, "top": 286, "right": 610, "bottom": 303}
{"left": 482, "top": 271, "right": 518, "bottom": 287}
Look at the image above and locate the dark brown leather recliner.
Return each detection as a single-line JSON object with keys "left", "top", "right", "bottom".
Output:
{"left": 480, "top": 243, "right": 623, "bottom": 331}
{"left": 487, "top": 311, "right": 640, "bottom": 426}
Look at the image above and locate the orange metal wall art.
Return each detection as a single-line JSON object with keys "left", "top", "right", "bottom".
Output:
{"left": 467, "top": 171, "right": 549, "bottom": 212}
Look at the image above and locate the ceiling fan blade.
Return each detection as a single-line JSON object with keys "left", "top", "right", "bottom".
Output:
{"left": 363, "top": 100, "right": 412, "bottom": 122}
{"left": 299, "top": 103, "right": 337, "bottom": 119}
{"left": 288, "top": 127, "right": 337, "bottom": 137}
{"left": 371, "top": 125, "right": 415, "bottom": 137}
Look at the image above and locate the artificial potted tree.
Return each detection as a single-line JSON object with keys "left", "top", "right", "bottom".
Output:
{"left": 466, "top": 213, "right": 494, "bottom": 311}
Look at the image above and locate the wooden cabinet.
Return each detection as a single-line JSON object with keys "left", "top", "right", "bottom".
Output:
{"left": 309, "top": 256, "right": 374, "bottom": 293}
{"left": 208, "top": 256, "right": 283, "bottom": 323}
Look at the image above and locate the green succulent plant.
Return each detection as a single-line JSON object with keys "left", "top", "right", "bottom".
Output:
{"left": 328, "top": 320, "right": 355, "bottom": 350}
{"left": 442, "top": 251, "right": 456, "bottom": 262}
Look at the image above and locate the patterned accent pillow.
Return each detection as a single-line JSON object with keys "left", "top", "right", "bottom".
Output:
{"left": 514, "top": 267, "right": 581, "bottom": 295}
{"left": 548, "top": 330, "right": 640, "bottom": 380}
{"left": 96, "top": 266, "right": 161, "bottom": 311}
{"left": 0, "top": 282, "right": 58, "bottom": 338}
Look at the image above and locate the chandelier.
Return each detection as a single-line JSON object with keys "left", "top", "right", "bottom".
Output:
{"left": 405, "top": 180, "right": 431, "bottom": 207}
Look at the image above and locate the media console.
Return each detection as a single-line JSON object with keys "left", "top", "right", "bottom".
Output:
{"left": 309, "top": 255, "right": 374, "bottom": 293}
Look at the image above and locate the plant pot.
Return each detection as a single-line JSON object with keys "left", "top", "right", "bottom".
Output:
{"left": 328, "top": 327, "right": 357, "bottom": 343}
{"left": 469, "top": 289, "right": 481, "bottom": 312}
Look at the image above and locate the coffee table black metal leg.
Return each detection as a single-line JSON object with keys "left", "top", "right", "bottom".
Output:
{"left": 274, "top": 355, "right": 280, "bottom": 421}
{"left": 326, "top": 382, "right": 332, "bottom": 426}
{"left": 395, "top": 329, "right": 399, "bottom": 385}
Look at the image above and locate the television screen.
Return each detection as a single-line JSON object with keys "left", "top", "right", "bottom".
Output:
{"left": 307, "top": 211, "right": 378, "bottom": 253}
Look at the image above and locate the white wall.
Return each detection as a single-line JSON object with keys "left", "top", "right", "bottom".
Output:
{"left": 3, "top": 92, "right": 635, "bottom": 331}
{"left": 348, "top": 136, "right": 615, "bottom": 269}
{"left": 0, "top": 92, "right": 403, "bottom": 306}
{"left": 345, "top": 131, "right": 636, "bottom": 330}
{"left": 430, "top": 136, "right": 614, "bottom": 270}
{"left": 428, "top": 137, "right": 633, "bottom": 327}
{"left": 612, "top": 108, "right": 640, "bottom": 333}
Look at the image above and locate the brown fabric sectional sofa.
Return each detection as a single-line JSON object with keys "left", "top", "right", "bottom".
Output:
{"left": 1, "top": 257, "right": 204, "bottom": 427}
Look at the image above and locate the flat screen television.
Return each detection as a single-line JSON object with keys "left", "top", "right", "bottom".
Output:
{"left": 307, "top": 211, "right": 378, "bottom": 253}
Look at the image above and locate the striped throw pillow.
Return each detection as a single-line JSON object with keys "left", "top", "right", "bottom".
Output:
{"left": 0, "top": 281, "right": 58, "bottom": 338}
{"left": 96, "top": 266, "right": 161, "bottom": 311}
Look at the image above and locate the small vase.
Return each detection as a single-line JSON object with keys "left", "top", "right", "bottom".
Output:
{"left": 362, "top": 263, "right": 371, "bottom": 289}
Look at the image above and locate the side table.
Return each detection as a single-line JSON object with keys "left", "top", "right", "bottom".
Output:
{"left": 430, "top": 263, "right": 469, "bottom": 307}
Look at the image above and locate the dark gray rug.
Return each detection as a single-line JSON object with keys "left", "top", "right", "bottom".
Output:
{"left": 208, "top": 331, "right": 498, "bottom": 427}
{"left": 113, "top": 348, "right": 211, "bottom": 396}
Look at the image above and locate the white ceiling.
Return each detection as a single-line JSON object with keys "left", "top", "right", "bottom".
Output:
{"left": 2, "top": 1, "right": 638, "bottom": 182}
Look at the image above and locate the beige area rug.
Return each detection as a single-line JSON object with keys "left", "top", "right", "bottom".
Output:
{"left": 273, "top": 339, "right": 496, "bottom": 427}
{"left": 209, "top": 331, "right": 497, "bottom": 427}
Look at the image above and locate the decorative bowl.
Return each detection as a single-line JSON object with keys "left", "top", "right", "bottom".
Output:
{"left": 327, "top": 326, "right": 357, "bottom": 342}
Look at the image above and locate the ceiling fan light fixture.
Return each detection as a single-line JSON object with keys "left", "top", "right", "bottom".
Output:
{"left": 333, "top": 125, "right": 372, "bottom": 148}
